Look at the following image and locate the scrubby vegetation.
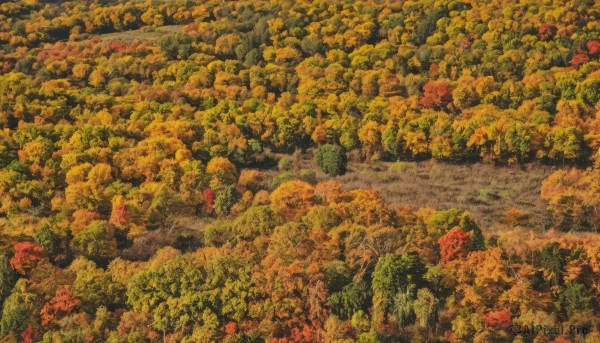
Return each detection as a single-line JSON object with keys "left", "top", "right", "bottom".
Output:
{"left": 0, "top": 0, "right": 598, "bottom": 342}
{"left": 321, "top": 160, "right": 556, "bottom": 230}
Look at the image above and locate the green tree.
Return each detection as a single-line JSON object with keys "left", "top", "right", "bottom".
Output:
{"left": 451, "top": 310, "right": 484, "bottom": 341}
{"left": 413, "top": 288, "right": 439, "bottom": 332}
{"left": 0, "top": 254, "right": 15, "bottom": 309}
{"left": 459, "top": 213, "right": 486, "bottom": 251}
{"left": 72, "top": 221, "right": 116, "bottom": 265}
{"left": 35, "top": 222, "right": 70, "bottom": 265}
{"left": 232, "top": 205, "right": 278, "bottom": 240}
{"left": 328, "top": 281, "right": 372, "bottom": 320}
{"left": 278, "top": 157, "right": 293, "bottom": 171}
{"left": 544, "top": 127, "right": 584, "bottom": 163}
{"left": 315, "top": 144, "right": 347, "bottom": 176}
{"left": 557, "top": 282, "right": 591, "bottom": 318}
{"left": 147, "top": 185, "right": 193, "bottom": 230}
{"left": 426, "top": 209, "right": 485, "bottom": 250}
{"left": 214, "top": 185, "right": 240, "bottom": 216}
{"left": 394, "top": 287, "right": 416, "bottom": 327}
{"left": 0, "top": 279, "right": 37, "bottom": 336}
{"left": 540, "top": 242, "right": 566, "bottom": 286}
{"left": 159, "top": 33, "right": 193, "bottom": 60}
{"left": 372, "top": 253, "right": 425, "bottom": 326}
{"left": 576, "top": 76, "right": 600, "bottom": 106}
{"left": 271, "top": 171, "right": 294, "bottom": 190}
{"left": 70, "top": 258, "right": 125, "bottom": 312}
{"left": 505, "top": 124, "right": 532, "bottom": 162}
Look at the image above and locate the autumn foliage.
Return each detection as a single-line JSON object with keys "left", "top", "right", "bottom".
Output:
{"left": 438, "top": 228, "right": 471, "bottom": 263}
{"left": 482, "top": 310, "right": 511, "bottom": 329}
{"left": 419, "top": 79, "right": 454, "bottom": 111}
{"left": 40, "top": 286, "right": 81, "bottom": 327}
{"left": 9, "top": 242, "right": 45, "bottom": 275}
{"left": 109, "top": 195, "right": 130, "bottom": 228}
{"left": 0, "top": 0, "right": 598, "bottom": 341}
{"left": 203, "top": 188, "right": 215, "bottom": 212}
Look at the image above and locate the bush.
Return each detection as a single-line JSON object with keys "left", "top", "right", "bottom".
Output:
{"left": 315, "top": 144, "right": 347, "bottom": 176}
{"left": 299, "top": 169, "right": 317, "bottom": 184}
{"left": 271, "top": 171, "right": 294, "bottom": 190}
{"left": 278, "top": 157, "right": 293, "bottom": 171}
{"left": 388, "top": 161, "right": 416, "bottom": 174}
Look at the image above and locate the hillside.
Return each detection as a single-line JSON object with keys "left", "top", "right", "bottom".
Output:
{"left": 0, "top": 0, "right": 598, "bottom": 342}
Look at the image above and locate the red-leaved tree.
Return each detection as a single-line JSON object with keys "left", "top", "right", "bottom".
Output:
{"left": 438, "top": 227, "right": 471, "bottom": 263}
{"left": 110, "top": 196, "right": 130, "bottom": 228}
{"left": 40, "top": 286, "right": 81, "bottom": 327}
{"left": 203, "top": 188, "right": 215, "bottom": 212}
{"left": 224, "top": 322, "right": 237, "bottom": 335}
{"left": 538, "top": 24, "right": 557, "bottom": 41}
{"left": 20, "top": 326, "right": 39, "bottom": 343}
{"left": 482, "top": 310, "right": 511, "bottom": 329}
{"left": 587, "top": 40, "right": 600, "bottom": 56}
{"left": 549, "top": 338, "right": 571, "bottom": 343}
{"left": 420, "top": 79, "right": 454, "bottom": 111}
{"left": 10, "top": 242, "right": 45, "bottom": 275}
{"left": 571, "top": 53, "right": 589, "bottom": 68}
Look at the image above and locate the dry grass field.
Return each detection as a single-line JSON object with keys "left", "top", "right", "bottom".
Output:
{"left": 96, "top": 25, "right": 185, "bottom": 43}
{"left": 265, "top": 152, "right": 558, "bottom": 231}
{"left": 331, "top": 161, "right": 556, "bottom": 230}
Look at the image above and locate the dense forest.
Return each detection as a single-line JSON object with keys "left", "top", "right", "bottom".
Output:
{"left": 0, "top": 0, "right": 598, "bottom": 342}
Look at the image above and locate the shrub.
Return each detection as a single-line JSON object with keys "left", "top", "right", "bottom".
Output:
{"left": 271, "top": 171, "right": 294, "bottom": 190}
{"left": 388, "top": 162, "right": 416, "bottom": 174}
{"left": 299, "top": 169, "right": 317, "bottom": 184}
{"left": 278, "top": 157, "right": 293, "bottom": 171}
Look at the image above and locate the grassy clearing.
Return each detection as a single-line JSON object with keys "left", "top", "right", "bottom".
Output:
{"left": 332, "top": 161, "right": 555, "bottom": 230}
{"left": 96, "top": 25, "right": 185, "bottom": 43}
{"left": 264, "top": 152, "right": 557, "bottom": 231}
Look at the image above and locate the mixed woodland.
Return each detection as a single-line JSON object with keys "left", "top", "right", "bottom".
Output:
{"left": 0, "top": 0, "right": 599, "bottom": 342}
